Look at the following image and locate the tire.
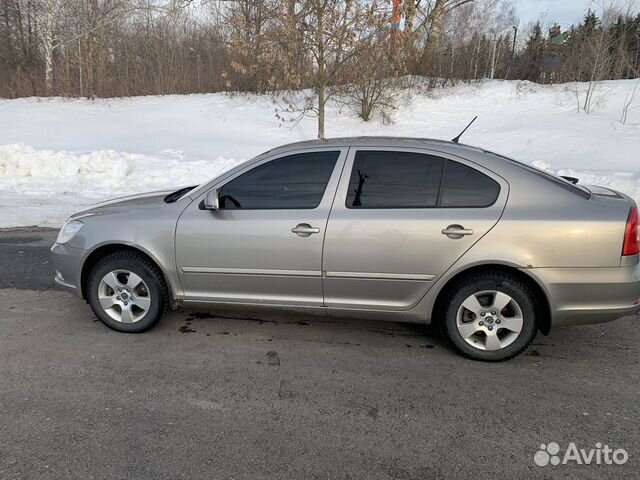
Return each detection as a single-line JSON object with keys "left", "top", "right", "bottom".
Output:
{"left": 440, "top": 271, "right": 538, "bottom": 361}
{"left": 86, "top": 251, "right": 168, "bottom": 333}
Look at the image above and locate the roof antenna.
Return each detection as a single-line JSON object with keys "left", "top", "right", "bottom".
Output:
{"left": 451, "top": 116, "right": 478, "bottom": 144}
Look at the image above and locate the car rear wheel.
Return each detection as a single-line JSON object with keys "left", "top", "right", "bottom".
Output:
{"left": 86, "top": 251, "right": 168, "bottom": 333}
{"left": 440, "top": 271, "right": 538, "bottom": 361}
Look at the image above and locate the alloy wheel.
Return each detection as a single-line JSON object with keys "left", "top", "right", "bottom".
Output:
{"left": 97, "top": 270, "right": 151, "bottom": 323}
{"left": 455, "top": 290, "right": 524, "bottom": 351}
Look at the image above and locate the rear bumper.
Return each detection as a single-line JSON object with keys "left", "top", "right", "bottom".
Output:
{"left": 524, "top": 265, "right": 640, "bottom": 327}
{"left": 51, "top": 243, "right": 86, "bottom": 298}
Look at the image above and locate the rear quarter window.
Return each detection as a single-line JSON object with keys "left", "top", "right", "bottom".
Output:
{"left": 440, "top": 161, "right": 500, "bottom": 207}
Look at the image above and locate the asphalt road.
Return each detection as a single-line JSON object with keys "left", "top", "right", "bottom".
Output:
{"left": 0, "top": 228, "right": 639, "bottom": 479}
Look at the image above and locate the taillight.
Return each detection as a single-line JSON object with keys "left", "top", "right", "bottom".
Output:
{"left": 622, "top": 207, "right": 639, "bottom": 256}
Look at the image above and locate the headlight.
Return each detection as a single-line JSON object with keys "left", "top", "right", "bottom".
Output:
{"left": 56, "top": 220, "right": 84, "bottom": 244}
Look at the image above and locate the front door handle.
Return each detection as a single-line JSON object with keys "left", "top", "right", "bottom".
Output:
{"left": 441, "top": 225, "right": 474, "bottom": 238}
{"left": 292, "top": 223, "right": 320, "bottom": 237}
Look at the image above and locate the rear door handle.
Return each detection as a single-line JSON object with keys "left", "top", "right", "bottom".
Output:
{"left": 292, "top": 223, "right": 320, "bottom": 237}
{"left": 441, "top": 225, "right": 474, "bottom": 238}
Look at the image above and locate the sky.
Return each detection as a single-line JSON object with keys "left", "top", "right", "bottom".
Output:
{"left": 514, "top": 0, "right": 631, "bottom": 27}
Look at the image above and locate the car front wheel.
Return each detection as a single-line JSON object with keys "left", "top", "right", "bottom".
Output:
{"left": 441, "top": 271, "right": 538, "bottom": 361}
{"left": 86, "top": 251, "right": 168, "bottom": 333}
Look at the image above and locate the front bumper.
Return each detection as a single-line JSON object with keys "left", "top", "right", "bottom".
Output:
{"left": 51, "top": 243, "right": 86, "bottom": 298}
{"left": 525, "top": 265, "right": 640, "bottom": 327}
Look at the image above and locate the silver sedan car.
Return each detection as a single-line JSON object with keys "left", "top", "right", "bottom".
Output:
{"left": 51, "top": 137, "right": 640, "bottom": 361}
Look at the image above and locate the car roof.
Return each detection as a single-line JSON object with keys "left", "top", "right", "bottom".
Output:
{"left": 267, "top": 136, "right": 486, "bottom": 156}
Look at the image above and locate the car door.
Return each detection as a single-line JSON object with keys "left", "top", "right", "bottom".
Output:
{"left": 322, "top": 147, "right": 508, "bottom": 310}
{"left": 175, "top": 148, "right": 347, "bottom": 306}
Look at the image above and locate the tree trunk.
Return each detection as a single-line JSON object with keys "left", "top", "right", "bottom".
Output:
{"left": 44, "top": 0, "right": 54, "bottom": 94}
{"left": 419, "top": 0, "right": 446, "bottom": 72}
{"left": 489, "top": 36, "right": 497, "bottom": 79}
{"left": 315, "top": 0, "right": 325, "bottom": 139}
{"left": 78, "top": 37, "right": 84, "bottom": 97}
{"left": 317, "top": 85, "right": 325, "bottom": 139}
{"left": 473, "top": 39, "right": 481, "bottom": 79}
{"left": 401, "top": 0, "right": 417, "bottom": 68}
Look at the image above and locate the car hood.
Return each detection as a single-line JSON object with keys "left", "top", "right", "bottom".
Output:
{"left": 71, "top": 190, "right": 174, "bottom": 218}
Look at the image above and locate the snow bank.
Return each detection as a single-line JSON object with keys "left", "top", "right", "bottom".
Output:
{"left": 0, "top": 144, "right": 241, "bottom": 227}
{"left": 0, "top": 143, "right": 239, "bottom": 187}
{"left": 1, "top": 79, "right": 640, "bottom": 227}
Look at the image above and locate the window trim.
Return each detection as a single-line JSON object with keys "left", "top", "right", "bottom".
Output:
{"left": 344, "top": 150, "right": 501, "bottom": 210}
{"left": 211, "top": 149, "right": 344, "bottom": 211}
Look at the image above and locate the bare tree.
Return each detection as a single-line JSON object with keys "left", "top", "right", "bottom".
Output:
{"left": 621, "top": 78, "right": 640, "bottom": 123}
{"left": 342, "top": 30, "right": 399, "bottom": 121}
{"left": 2, "top": 0, "right": 640, "bottom": 102}
{"left": 220, "top": 0, "right": 281, "bottom": 92}
{"left": 414, "top": 0, "right": 475, "bottom": 72}
{"left": 275, "top": 0, "right": 389, "bottom": 138}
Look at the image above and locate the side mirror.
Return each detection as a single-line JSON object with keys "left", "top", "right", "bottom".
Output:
{"left": 204, "top": 188, "right": 220, "bottom": 210}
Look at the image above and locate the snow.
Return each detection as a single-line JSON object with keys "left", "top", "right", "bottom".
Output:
{"left": 0, "top": 144, "right": 241, "bottom": 227}
{"left": 1, "top": 79, "right": 640, "bottom": 227}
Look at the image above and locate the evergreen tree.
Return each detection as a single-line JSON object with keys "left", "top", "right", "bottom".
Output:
{"left": 522, "top": 22, "right": 545, "bottom": 81}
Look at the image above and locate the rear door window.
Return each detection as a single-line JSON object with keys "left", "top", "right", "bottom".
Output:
{"left": 346, "top": 151, "right": 445, "bottom": 208}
